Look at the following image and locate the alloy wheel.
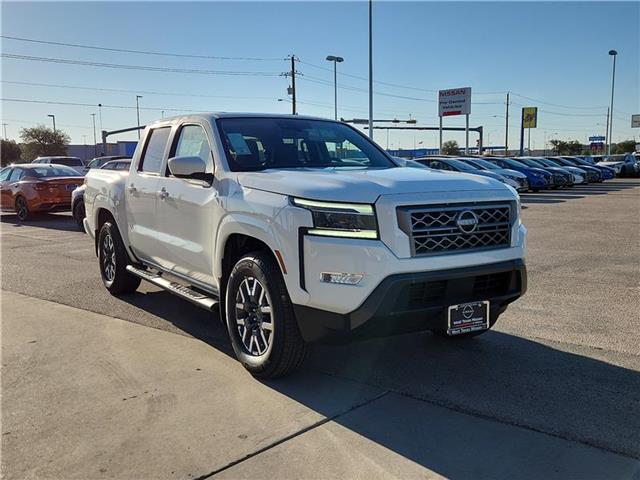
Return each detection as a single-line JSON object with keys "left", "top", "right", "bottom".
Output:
{"left": 234, "top": 276, "right": 273, "bottom": 356}
{"left": 15, "top": 197, "right": 27, "bottom": 220}
{"left": 101, "top": 233, "right": 116, "bottom": 282}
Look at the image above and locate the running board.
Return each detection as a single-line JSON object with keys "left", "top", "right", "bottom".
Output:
{"left": 126, "top": 265, "right": 218, "bottom": 311}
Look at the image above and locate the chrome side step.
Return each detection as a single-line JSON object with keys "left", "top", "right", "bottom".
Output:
{"left": 126, "top": 265, "right": 218, "bottom": 311}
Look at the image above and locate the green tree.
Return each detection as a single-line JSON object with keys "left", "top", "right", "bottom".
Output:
{"left": 1, "top": 139, "right": 22, "bottom": 166}
{"left": 612, "top": 140, "right": 636, "bottom": 154}
{"left": 549, "top": 139, "right": 583, "bottom": 155}
{"left": 19, "top": 125, "right": 70, "bottom": 161}
{"left": 441, "top": 140, "right": 459, "bottom": 155}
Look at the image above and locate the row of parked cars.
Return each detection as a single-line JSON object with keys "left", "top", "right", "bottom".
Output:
{"left": 404, "top": 155, "right": 629, "bottom": 192}
{"left": 1, "top": 150, "right": 637, "bottom": 226}
{"left": 0, "top": 155, "right": 131, "bottom": 222}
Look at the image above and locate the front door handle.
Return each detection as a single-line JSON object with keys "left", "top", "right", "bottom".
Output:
{"left": 158, "top": 187, "right": 169, "bottom": 200}
{"left": 128, "top": 184, "right": 137, "bottom": 194}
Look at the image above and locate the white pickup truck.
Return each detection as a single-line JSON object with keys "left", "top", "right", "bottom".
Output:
{"left": 84, "top": 113, "right": 527, "bottom": 378}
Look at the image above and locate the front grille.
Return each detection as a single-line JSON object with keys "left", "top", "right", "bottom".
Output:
{"left": 553, "top": 174, "right": 565, "bottom": 185}
{"left": 398, "top": 203, "right": 513, "bottom": 256}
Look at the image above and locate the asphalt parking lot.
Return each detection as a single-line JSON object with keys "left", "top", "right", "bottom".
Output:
{"left": 2, "top": 178, "right": 640, "bottom": 479}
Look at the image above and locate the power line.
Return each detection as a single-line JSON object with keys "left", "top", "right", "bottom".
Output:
{"left": 1, "top": 53, "right": 282, "bottom": 76}
{"left": 1, "top": 80, "right": 277, "bottom": 100}
{"left": 510, "top": 92, "right": 608, "bottom": 110}
{"left": 1, "top": 97, "right": 207, "bottom": 112}
{"left": 0, "top": 34, "right": 285, "bottom": 62}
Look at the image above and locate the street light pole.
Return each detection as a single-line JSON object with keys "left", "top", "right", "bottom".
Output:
{"left": 607, "top": 50, "right": 617, "bottom": 157}
{"left": 136, "top": 95, "right": 143, "bottom": 139}
{"left": 368, "top": 0, "right": 373, "bottom": 139}
{"left": 91, "top": 113, "right": 97, "bottom": 156}
{"left": 47, "top": 114, "right": 56, "bottom": 132}
{"left": 326, "top": 55, "right": 344, "bottom": 121}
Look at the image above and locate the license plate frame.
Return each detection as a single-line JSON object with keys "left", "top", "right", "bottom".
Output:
{"left": 447, "top": 300, "right": 490, "bottom": 336}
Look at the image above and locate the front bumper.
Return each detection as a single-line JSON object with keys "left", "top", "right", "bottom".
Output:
{"left": 293, "top": 259, "right": 527, "bottom": 343}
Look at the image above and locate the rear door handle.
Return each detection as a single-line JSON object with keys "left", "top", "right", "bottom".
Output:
{"left": 158, "top": 187, "right": 169, "bottom": 200}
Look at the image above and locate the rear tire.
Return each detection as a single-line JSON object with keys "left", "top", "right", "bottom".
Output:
{"left": 225, "top": 251, "right": 306, "bottom": 378}
{"left": 15, "top": 196, "right": 30, "bottom": 221}
{"left": 73, "top": 200, "right": 86, "bottom": 230}
{"left": 98, "top": 221, "right": 141, "bottom": 295}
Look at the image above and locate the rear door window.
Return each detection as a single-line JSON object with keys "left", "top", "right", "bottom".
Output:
{"left": 9, "top": 169, "right": 24, "bottom": 182}
{"left": 139, "top": 127, "right": 171, "bottom": 174}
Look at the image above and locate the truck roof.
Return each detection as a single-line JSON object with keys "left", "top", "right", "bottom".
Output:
{"left": 148, "top": 112, "right": 334, "bottom": 126}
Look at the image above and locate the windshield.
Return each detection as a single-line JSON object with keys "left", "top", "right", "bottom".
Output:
{"left": 471, "top": 159, "right": 500, "bottom": 170}
{"left": 503, "top": 158, "right": 528, "bottom": 169}
{"left": 30, "top": 166, "right": 82, "bottom": 177}
{"left": 543, "top": 159, "right": 561, "bottom": 167}
{"left": 445, "top": 159, "right": 476, "bottom": 171}
{"left": 217, "top": 117, "right": 395, "bottom": 171}
{"left": 521, "top": 158, "right": 546, "bottom": 168}
{"left": 52, "top": 158, "right": 83, "bottom": 167}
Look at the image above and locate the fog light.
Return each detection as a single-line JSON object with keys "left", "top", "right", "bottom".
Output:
{"left": 320, "top": 272, "right": 364, "bottom": 285}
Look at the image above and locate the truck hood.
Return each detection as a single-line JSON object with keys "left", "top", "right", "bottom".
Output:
{"left": 237, "top": 167, "right": 508, "bottom": 203}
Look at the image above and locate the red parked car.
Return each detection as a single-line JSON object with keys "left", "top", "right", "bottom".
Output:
{"left": 0, "top": 164, "right": 84, "bottom": 221}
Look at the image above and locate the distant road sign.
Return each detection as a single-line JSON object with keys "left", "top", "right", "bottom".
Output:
{"left": 438, "top": 87, "right": 471, "bottom": 117}
{"left": 522, "top": 107, "right": 538, "bottom": 128}
{"left": 632, "top": 114, "right": 640, "bottom": 128}
{"left": 589, "top": 135, "right": 606, "bottom": 142}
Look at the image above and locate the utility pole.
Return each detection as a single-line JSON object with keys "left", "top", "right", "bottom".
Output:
{"left": 519, "top": 108, "right": 525, "bottom": 156}
{"left": 291, "top": 55, "right": 297, "bottom": 115}
{"left": 505, "top": 92, "right": 510, "bottom": 156}
{"left": 136, "top": 95, "right": 143, "bottom": 139}
{"left": 368, "top": 0, "right": 374, "bottom": 139}
{"left": 91, "top": 113, "right": 97, "bottom": 156}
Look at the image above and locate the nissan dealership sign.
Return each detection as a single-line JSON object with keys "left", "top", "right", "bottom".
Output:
{"left": 438, "top": 87, "right": 471, "bottom": 117}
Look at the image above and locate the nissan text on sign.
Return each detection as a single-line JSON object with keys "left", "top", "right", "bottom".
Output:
{"left": 439, "top": 87, "right": 472, "bottom": 117}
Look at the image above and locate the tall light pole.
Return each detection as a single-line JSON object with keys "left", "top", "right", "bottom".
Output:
{"left": 368, "top": 0, "right": 373, "bottom": 139}
{"left": 326, "top": 55, "right": 344, "bottom": 120}
{"left": 607, "top": 50, "right": 617, "bottom": 158}
{"left": 47, "top": 114, "right": 56, "bottom": 132}
{"left": 90, "top": 113, "right": 97, "bottom": 156}
{"left": 136, "top": 95, "right": 143, "bottom": 139}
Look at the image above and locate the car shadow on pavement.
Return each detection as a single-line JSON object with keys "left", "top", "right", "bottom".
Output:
{"left": 119, "top": 286, "right": 640, "bottom": 476}
{"left": 273, "top": 330, "right": 640, "bottom": 477}
{"left": 0, "top": 212, "right": 81, "bottom": 232}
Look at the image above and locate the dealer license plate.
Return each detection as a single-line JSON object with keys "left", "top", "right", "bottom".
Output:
{"left": 447, "top": 301, "right": 489, "bottom": 336}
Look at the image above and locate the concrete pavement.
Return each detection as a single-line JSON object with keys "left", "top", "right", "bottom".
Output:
{"left": 3, "top": 291, "right": 638, "bottom": 479}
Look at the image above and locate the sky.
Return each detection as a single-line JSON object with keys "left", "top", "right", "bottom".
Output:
{"left": 1, "top": 1, "right": 639, "bottom": 152}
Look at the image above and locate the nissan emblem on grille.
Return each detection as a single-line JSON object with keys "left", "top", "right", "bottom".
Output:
{"left": 456, "top": 210, "right": 479, "bottom": 234}
{"left": 397, "top": 203, "right": 513, "bottom": 256}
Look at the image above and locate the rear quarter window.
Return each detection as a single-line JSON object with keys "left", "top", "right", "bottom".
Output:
{"left": 139, "top": 127, "right": 171, "bottom": 174}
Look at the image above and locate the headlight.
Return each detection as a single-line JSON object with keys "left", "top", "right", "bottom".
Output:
{"left": 291, "top": 198, "right": 379, "bottom": 239}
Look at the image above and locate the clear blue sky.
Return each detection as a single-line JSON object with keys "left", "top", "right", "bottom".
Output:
{"left": 1, "top": 1, "right": 639, "bottom": 151}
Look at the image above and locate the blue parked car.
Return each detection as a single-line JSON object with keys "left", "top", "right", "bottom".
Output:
{"left": 564, "top": 156, "right": 615, "bottom": 180}
{"left": 487, "top": 158, "right": 552, "bottom": 191}
{"left": 549, "top": 157, "right": 603, "bottom": 182}
{"left": 516, "top": 157, "right": 573, "bottom": 188}
{"left": 533, "top": 158, "right": 589, "bottom": 184}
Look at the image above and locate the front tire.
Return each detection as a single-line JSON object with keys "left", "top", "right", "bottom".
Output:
{"left": 73, "top": 200, "right": 86, "bottom": 230}
{"left": 225, "top": 252, "right": 306, "bottom": 378}
{"left": 98, "top": 221, "right": 141, "bottom": 295}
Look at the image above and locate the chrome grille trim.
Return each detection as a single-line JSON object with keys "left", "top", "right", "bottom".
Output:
{"left": 397, "top": 202, "right": 514, "bottom": 256}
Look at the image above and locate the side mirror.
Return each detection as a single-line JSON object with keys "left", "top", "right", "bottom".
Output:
{"left": 167, "top": 156, "right": 210, "bottom": 181}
